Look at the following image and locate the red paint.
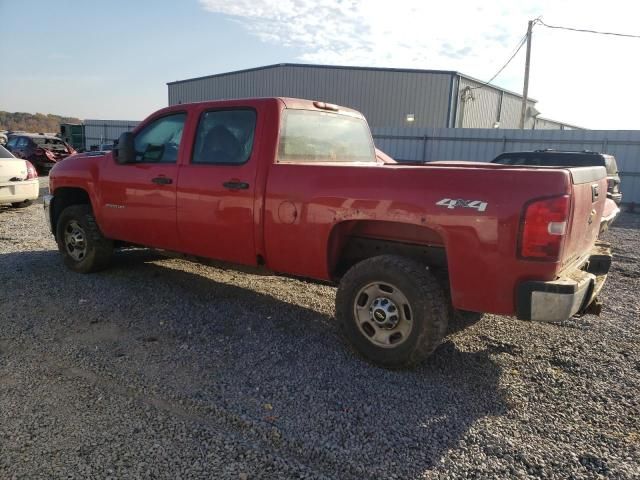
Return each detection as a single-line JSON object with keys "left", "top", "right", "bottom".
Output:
{"left": 49, "top": 98, "right": 607, "bottom": 316}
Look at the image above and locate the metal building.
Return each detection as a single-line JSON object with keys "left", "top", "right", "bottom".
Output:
{"left": 167, "top": 63, "right": 577, "bottom": 130}
{"left": 83, "top": 119, "right": 140, "bottom": 149}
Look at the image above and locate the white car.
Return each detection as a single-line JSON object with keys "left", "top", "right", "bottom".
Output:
{"left": 0, "top": 144, "right": 39, "bottom": 207}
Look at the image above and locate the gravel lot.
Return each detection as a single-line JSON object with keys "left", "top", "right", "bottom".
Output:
{"left": 1, "top": 178, "right": 639, "bottom": 479}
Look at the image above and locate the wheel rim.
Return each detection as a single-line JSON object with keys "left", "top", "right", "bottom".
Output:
{"left": 64, "top": 220, "right": 87, "bottom": 262}
{"left": 353, "top": 281, "right": 413, "bottom": 348}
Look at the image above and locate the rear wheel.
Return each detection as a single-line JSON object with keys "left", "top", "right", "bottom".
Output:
{"left": 336, "top": 255, "right": 448, "bottom": 368}
{"left": 56, "top": 205, "right": 113, "bottom": 273}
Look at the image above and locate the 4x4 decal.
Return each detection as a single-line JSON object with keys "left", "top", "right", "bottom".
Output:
{"left": 436, "top": 198, "right": 488, "bottom": 212}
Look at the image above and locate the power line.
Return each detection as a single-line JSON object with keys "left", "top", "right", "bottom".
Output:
{"left": 537, "top": 19, "right": 640, "bottom": 39}
{"left": 469, "top": 32, "right": 528, "bottom": 90}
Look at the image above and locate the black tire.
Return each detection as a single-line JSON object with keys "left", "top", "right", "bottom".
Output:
{"left": 10, "top": 200, "right": 32, "bottom": 208}
{"left": 56, "top": 204, "right": 113, "bottom": 273}
{"left": 336, "top": 255, "right": 449, "bottom": 368}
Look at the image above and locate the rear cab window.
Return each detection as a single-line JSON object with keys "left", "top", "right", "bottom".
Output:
{"left": 278, "top": 109, "right": 375, "bottom": 164}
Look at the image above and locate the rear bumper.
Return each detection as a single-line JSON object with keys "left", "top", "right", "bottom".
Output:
{"left": 0, "top": 179, "right": 39, "bottom": 205}
{"left": 516, "top": 242, "right": 612, "bottom": 322}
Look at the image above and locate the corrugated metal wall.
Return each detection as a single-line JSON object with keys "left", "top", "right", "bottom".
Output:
{"left": 456, "top": 77, "right": 537, "bottom": 129}
{"left": 84, "top": 119, "right": 140, "bottom": 148}
{"left": 168, "top": 65, "right": 453, "bottom": 128}
{"left": 533, "top": 117, "right": 564, "bottom": 130}
{"left": 372, "top": 127, "right": 640, "bottom": 203}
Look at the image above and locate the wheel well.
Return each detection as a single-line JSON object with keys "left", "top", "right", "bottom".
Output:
{"left": 50, "top": 187, "right": 91, "bottom": 235}
{"left": 328, "top": 220, "right": 447, "bottom": 280}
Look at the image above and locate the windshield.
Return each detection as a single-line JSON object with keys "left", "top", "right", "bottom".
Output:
{"left": 278, "top": 109, "right": 375, "bottom": 163}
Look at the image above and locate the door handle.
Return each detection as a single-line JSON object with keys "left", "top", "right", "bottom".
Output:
{"left": 152, "top": 176, "right": 173, "bottom": 185}
{"left": 223, "top": 181, "right": 249, "bottom": 190}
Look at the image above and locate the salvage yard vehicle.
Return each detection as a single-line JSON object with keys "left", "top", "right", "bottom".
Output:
{"left": 6, "top": 133, "right": 76, "bottom": 174}
{"left": 492, "top": 150, "right": 622, "bottom": 233}
{"left": 44, "top": 98, "right": 612, "bottom": 368}
{"left": 0, "top": 145, "right": 39, "bottom": 207}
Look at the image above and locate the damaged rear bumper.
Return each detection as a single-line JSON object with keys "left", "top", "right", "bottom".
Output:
{"left": 516, "top": 242, "right": 612, "bottom": 322}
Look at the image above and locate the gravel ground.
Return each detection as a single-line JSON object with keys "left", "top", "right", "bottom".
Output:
{"left": 0, "top": 179, "right": 638, "bottom": 479}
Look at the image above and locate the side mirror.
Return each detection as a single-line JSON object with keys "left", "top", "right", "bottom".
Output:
{"left": 114, "top": 132, "right": 135, "bottom": 164}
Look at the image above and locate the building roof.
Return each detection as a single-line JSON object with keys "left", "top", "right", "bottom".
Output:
{"left": 167, "top": 62, "right": 535, "bottom": 101}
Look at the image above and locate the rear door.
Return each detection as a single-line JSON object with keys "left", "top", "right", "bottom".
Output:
{"left": 176, "top": 108, "right": 260, "bottom": 266}
{"left": 99, "top": 112, "right": 186, "bottom": 249}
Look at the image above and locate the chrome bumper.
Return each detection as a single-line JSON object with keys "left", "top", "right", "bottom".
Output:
{"left": 43, "top": 194, "right": 54, "bottom": 233}
{"left": 516, "top": 242, "right": 612, "bottom": 322}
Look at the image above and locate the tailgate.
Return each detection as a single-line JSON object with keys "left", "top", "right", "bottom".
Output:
{"left": 561, "top": 166, "right": 608, "bottom": 270}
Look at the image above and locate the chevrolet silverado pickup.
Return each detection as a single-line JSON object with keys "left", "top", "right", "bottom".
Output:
{"left": 44, "top": 98, "right": 612, "bottom": 368}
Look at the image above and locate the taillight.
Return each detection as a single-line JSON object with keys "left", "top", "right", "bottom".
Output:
{"left": 519, "top": 195, "right": 570, "bottom": 261}
{"left": 25, "top": 160, "right": 38, "bottom": 179}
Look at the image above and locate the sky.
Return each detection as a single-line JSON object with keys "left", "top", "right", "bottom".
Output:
{"left": 1, "top": 0, "right": 638, "bottom": 129}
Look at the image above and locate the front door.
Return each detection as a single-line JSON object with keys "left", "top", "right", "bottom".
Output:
{"left": 99, "top": 112, "right": 186, "bottom": 250}
{"left": 177, "top": 108, "right": 259, "bottom": 266}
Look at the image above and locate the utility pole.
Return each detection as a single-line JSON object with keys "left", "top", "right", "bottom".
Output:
{"left": 519, "top": 20, "right": 533, "bottom": 129}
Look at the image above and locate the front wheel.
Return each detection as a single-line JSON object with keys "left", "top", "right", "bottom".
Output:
{"left": 336, "top": 255, "right": 449, "bottom": 368}
{"left": 56, "top": 205, "right": 113, "bottom": 273}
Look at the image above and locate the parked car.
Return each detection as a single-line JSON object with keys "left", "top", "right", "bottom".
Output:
{"left": 0, "top": 145, "right": 39, "bottom": 207}
{"left": 44, "top": 98, "right": 612, "bottom": 368}
{"left": 5, "top": 133, "right": 76, "bottom": 174}
{"left": 492, "top": 150, "right": 622, "bottom": 204}
{"left": 491, "top": 150, "right": 622, "bottom": 233}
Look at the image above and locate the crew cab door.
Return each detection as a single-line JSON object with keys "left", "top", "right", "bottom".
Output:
{"left": 98, "top": 112, "right": 186, "bottom": 249}
{"left": 176, "top": 108, "right": 259, "bottom": 266}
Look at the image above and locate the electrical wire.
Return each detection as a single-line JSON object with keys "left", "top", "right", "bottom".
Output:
{"left": 468, "top": 32, "right": 528, "bottom": 90}
{"left": 537, "top": 19, "right": 640, "bottom": 39}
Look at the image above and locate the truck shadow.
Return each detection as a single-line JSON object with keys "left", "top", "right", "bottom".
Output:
{"left": 2, "top": 248, "right": 508, "bottom": 479}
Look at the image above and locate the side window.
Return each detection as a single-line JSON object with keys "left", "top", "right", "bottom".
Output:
{"left": 192, "top": 109, "right": 256, "bottom": 165}
{"left": 6, "top": 137, "right": 18, "bottom": 148}
{"left": 17, "top": 137, "right": 29, "bottom": 148}
{"left": 133, "top": 113, "right": 186, "bottom": 163}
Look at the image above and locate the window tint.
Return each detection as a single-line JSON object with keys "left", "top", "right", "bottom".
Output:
{"left": 278, "top": 110, "right": 375, "bottom": 163}
{"left": 192, "top": 110, "right": 256, "bottom": 165}
{"left": 133, "top": 113, "right": 186, "bottom": 163}
{"left": 17, "top": 137, "right": 29, "bottom": 148}
{"left": 6, "top": 137, "right": 18, "bottom": 148}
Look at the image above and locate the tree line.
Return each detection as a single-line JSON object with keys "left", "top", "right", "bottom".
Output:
{"left": 0, "top": 111, "right": 82, "bottom": 134}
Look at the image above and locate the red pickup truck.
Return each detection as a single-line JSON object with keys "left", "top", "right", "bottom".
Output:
{"left": 45, "top": 98, "right": 612, "bottom": 368}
